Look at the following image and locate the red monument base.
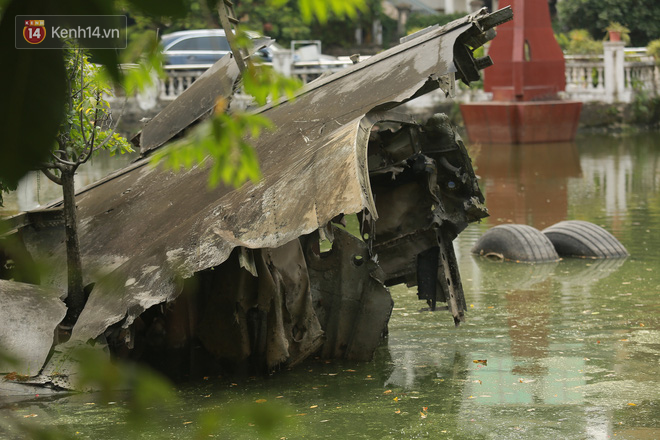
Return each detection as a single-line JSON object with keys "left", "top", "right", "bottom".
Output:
{"left": 460, "top": 101, "right": 582, "bottom": 144}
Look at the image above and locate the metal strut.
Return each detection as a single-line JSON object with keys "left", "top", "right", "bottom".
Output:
{"left": 218, "top": 0, "right": 247, "bottom": 74}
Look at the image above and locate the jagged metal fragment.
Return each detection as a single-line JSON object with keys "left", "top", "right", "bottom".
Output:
{"left": 6, "top": 7, "right": 509, "bottom": 383}
{"left": 0, "top": 280, "right": 66, "bottom": 376}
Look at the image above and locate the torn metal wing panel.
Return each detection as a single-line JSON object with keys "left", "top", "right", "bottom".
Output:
{"left": 18, "top": 8, "right": 509, "bottom": 345}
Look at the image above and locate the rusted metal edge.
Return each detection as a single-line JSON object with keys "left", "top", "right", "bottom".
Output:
{"left": 250, "top": 6, "right": 512, "bottom": 116}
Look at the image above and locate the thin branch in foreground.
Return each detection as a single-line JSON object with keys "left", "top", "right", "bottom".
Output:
{"left": 51, "top": 152, "right": 77, "bottom": 167}
{"left": 42, "top": 168, "right": 63, "bottom": 185}
{"left": 82, "top": 96, "right": 127, "bottom": 164}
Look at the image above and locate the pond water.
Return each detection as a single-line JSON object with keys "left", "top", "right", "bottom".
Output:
{"left": 1, "top": 132, "right": 659, "bottom": 439}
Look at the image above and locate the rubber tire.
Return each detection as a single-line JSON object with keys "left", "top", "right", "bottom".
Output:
{"left": 542, "top": 220, "right": 628, "bottom": 258}
{"left": 471, "top": 224, "right": 559, "bottom": 263}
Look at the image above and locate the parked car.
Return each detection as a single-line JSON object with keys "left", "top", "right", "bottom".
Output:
{"left": 161, "top": 29, "right": 232, "bottom": 65}
{"left": 161, "top": 29, "right": 272, "bottom": 65}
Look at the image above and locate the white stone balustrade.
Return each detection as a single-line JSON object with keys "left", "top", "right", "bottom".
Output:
{"left": 160, "top": 65, "right": 209, "bottom": 101}
{"left": 112, "top": 46, "right": 659, "bottom": 108}
{"left": 565, "top": 46, "right": 659, "bottom": 103}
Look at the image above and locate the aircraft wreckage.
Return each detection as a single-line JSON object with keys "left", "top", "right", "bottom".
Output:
{"left": 1, "top": 7, "right": 511, "bottom": 391}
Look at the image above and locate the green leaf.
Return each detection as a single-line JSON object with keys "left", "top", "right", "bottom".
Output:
{"left": 297, "top": 0, "right": 366, "bottom": 24}
{"left": 126, "top": 0, "right": 189, "bottom": 19}
{"left": 243, "top": 63, "right": 302, "bottom": 107}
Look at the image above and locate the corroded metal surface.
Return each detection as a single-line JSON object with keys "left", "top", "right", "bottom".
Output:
{"left": 137, "top": 38, "right": 273, "bottom": 154}
{"left": 5, "top": 7, "right": 510, "bottom": 383}
{"left": 303, "top": 227, "right": 393, "bottom": 361}
{"left": 0, "top": 280, "right": 66, "bottom": 375}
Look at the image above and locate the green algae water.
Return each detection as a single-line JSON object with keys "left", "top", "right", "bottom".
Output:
{"left": 2, "top": 132, "right": 659, "bottom": 439}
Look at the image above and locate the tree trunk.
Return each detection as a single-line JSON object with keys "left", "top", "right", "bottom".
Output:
{"left": 61, "top": 168, "right": 85, "bottom": 326}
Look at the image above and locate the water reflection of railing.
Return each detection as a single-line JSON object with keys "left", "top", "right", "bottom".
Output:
{"left": 579, "top": 153, "right": 634, "bottom": 218}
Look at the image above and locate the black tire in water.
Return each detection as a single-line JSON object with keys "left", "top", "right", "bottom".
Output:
{"left": 542, "top": 220, "right": 629, "bottom": 258}
{"left": 471, "top": 224, "right": 559, "bottom": 263}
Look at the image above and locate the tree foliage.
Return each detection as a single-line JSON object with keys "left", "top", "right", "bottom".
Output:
{"left": 647, "top": 39, "right": 660, "bottom": 64}
{"left": 0, "top": 181, "right": 14, "bottom": 208}
{"left": 41, "top": 43, "right": 133, "bottom": 325}
{"left": 556, "top": 29, "right": 603, "bottom": 55}
{"left": 47, "top": 43, "right": 133, "bottom": 173}
{"left": 233, "top": 0, "right": 388, "bottom": 48}
{"left": 406, "top": 12, "right": 466, "bottom": 35}
{"left": 557, "top": 0, "right": 660, "bottom": 47}
{"left": 236, "top": 0, "right": 313, "bottom": 43}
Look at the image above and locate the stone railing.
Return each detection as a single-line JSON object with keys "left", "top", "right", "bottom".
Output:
{"left": 113, "top": 45, "right": 660, "bottom": 117}
{"left": 564, "top": 45, "right": 659, "bottom": 103}
{"left": 160, "top": 64, "right": 209, "bottom": 101}
{"left": 158, "top": 58, "right": 354, "bottom": 102}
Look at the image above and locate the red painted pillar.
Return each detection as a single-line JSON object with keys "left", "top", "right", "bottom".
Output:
{"left": 484, "top": 0, "right": 566, "bottom": 101}
{"left": 460, "top": 0, "right": 582, "bottom": 143}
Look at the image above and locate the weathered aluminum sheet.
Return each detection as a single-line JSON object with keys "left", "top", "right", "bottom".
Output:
{"left": 0, "top": 280, "right": 66, "bottom": 375}
{"left": 137, "top": 38, "right": 273, "bottom": 154}
{"left": 19, "top": 9, "right": 508, "bottom": 346}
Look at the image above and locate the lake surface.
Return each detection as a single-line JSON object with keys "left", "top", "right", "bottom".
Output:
{"left": 1, "top": 132, "right": 659, "bottom": 439}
